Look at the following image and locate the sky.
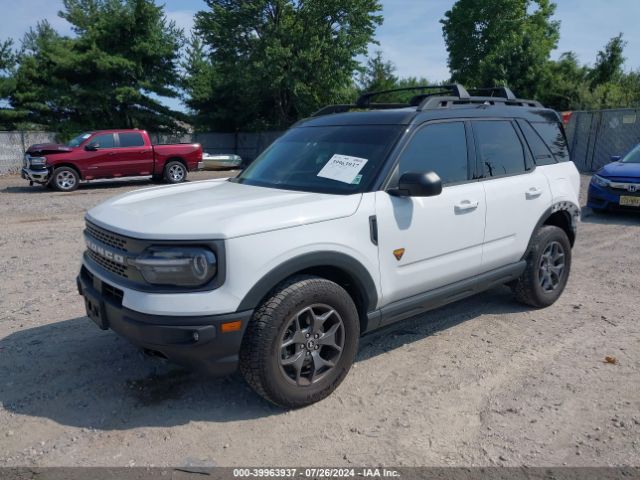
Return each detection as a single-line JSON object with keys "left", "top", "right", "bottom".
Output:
{"left": 2, "top": 0, "right": 640, "bottom": 109}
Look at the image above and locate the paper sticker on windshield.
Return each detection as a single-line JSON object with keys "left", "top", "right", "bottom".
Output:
{"left": 317, "top": 154, "right": 368, "bottom": 184}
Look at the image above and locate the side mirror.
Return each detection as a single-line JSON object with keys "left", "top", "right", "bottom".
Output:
{"left": 85, "top": 144, "right": 98, "bottom": 151}
{"left": 610, "top": 155, "right": 622, "bottom": 162}
{"left": 389, "top": 171, "right": 442, "bottom": 197}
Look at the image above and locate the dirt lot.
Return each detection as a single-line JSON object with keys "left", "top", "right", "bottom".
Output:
{"left": 0, "top": 172, "right": 638, "bottom": 467}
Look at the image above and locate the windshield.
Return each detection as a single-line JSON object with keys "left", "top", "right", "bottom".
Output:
{"left": 234, "top": 125, "right": 402, "bottom": 194}
{"left": 67, "top": 132, "right": 93, "bottom": 147}
{"left": 622, "top": 145, "right": 640, "bottom": 164}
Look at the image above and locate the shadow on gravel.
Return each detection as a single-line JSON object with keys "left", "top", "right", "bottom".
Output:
{"left": 0, "top": 286, "right": 529, "bottom": 429}
{"left": 581, "top": 206, "right": 640, "bottom": 226}
{"left": 2, "top": 178, "right": 155, "bottom": 194}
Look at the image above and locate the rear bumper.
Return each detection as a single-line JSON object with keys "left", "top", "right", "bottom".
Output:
{"left": 21, "top": 167, "right": 50, "bottom": 184}
{"left": 77, "top": 266, "right": 252, "bottom": 376}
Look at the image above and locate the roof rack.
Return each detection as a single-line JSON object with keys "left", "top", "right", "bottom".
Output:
{"left": 310, "top": 84, "right": 542, "bottom": 117}
{"left": 355, "top": 84, "right": 470, "bottom": 108}
{"left": 467, "top": 86, "right": 517, "bottom": 100}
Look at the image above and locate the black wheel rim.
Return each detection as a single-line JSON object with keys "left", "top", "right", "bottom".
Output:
{"left": 538, "top": 241, "right": 565, "bottom": 292}
{"left": 278, "top": 304, "right": 345, "bottom": 386}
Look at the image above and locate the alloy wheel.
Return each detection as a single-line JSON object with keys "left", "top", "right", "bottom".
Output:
{"left": 538, "top": 240, "right": 565, "bottom": 292}
{"left": 278, "top": 304, "right": 345, "bottom": 386}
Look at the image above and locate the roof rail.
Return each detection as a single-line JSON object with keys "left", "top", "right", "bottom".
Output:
{"left": 468, "top": 86, "right": 517, "bottom": 100}
{"left": 355, "top": 84, "right": 470, "bottom": 108}
{"left": 310, "top": 84, "right": 543, "bottom": 117}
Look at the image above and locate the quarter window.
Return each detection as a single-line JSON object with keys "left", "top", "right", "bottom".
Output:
{"left": 398, "top": 122, "right": 469, "bottom": 184}
{"left": 118, "top": 132, "right": 145, "bottom": 148}
{"left": 518, "top": 120, "right": 556, "bottom": 166}
{"left": 531, "top": 122, "right": 570, "bottom": 162}
{"left": 473, "top": 121, "right": 526, "bottom": 177}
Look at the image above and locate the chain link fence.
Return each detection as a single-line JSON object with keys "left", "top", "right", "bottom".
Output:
{"left": 0, "top": 131, "right": 58, "bottom": 174}
{"left": 0, "top": 130, "right": 284, "bottom": 175}
{"left": 566, "top": 109, "right": 640, "bottom": 172}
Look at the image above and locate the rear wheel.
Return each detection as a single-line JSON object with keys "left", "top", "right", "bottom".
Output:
{"left": 52, "top": 166, "right": 79, "bottom": 192}
{"left": 163, "top": 160, "right": 187, "bottom": 184}
{"left": 512, "top": 225, "right": 572, "bottom": 308}
{"left": 239, "top": 275, "right": 359, "bottom": 408}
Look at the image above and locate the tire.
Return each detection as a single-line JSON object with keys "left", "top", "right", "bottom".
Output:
{"left": 163, "top": 160, "right": 187, "bottom": 184}
{"left": 52, "top": 166, "right": 79, "bottom": 192}
{"left": 512, "top": 225, "right": 572, "bottom": 308}
{"left": 239, "top": 275, "right": 360, "bottom": 408}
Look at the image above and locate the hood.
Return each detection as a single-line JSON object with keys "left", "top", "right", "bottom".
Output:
{"left": 598, "top": 161, "right": 640, "bottom": 181}
{"left": 86, "top": 179, "right": 363, "bottom": 240}
{"left": 26, "top": 143, "right": 73, "bottom": 156}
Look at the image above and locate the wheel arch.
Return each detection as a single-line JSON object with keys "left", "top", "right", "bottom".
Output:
{"left": 533, "top": 201, "right": 580, "bottom": 248}
{"left": 52, "top": 162, "right": 82, "bottom": 179}
{"left": 237, "top": 251, "right": 378, "bottom": 334}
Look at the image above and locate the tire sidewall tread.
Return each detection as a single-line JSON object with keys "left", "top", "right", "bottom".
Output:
{"left": 239, "top": 275, "right": 359, "bottom": 408}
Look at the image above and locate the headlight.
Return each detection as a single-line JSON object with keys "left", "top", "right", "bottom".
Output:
{"left": 129, "top": 246, "right": 217, "bottom": 287}
{"left": 591, "top": 174, "right": 610, "bottom": 187}
{"left": 29, "top": 156, "right": 47, "bottom": 167}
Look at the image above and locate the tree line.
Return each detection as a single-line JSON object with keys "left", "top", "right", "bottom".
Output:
{"left": 0, "top": 0, "right": 639, "bottom": 138}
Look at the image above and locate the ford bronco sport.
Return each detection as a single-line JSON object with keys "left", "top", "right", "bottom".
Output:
{"left": 77, "top": 85, "right": 580, "bottom": 408}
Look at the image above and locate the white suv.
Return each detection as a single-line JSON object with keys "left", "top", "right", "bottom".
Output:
{"left": 77, "top": 85, "right": 580, "bottom": 407}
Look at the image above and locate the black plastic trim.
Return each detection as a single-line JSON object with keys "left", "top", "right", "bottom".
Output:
{"left": 366, "top": 261, "right": 527, "bottom": 331}
{"left": 530, "top": 201, "right": 580, "bottom": 248}
{"left": 237, "top": 251, "right": 378, "bottom": 312}
{"left": 77, "top": 268, "right": 252, "bottom": 376}
{"left": 369, "top": 215, "right": 378, "bottom": 245}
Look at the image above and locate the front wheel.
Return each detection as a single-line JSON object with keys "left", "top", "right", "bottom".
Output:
{"left": 239, "top": 275, "right": 360, "bottom": 408}
{"left": 52, "top": 166, "right": 79, "bottom": 192}
{"left": 163, "top": 160, "right": 187, "bottom": 184}
{"left": 512, "top": 225, "right": 572, "bottom": 308}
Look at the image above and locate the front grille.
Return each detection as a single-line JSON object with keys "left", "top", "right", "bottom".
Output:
{"left": 87, "top": 250, "right": 129, "bottom": 278}
{"left": 85, "top": 222, "right": 129, "bottom": 252}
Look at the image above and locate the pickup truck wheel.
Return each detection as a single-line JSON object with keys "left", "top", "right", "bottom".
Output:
{"left": 239, "top": 275, "right": 359, "bottom": 408}
{"left": 52, "top": 166, "right": 79, "bottom": 192}
{"left": 163, "top": 161, "right": 187, "bottom": 183}
{"left": 512, "top": 225, "right": 571, "bottom": 308}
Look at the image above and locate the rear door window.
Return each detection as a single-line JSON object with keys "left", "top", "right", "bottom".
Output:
{"left": 473, "top": 120, "right": 526, "bottom": 177}
{"left": 398, "top": 122, "right": 469, "bottom": 185}
{"left": 118, "top": 132, "right": 145, "bottom": 148}
{"left": 530, "top": 122, "right": 570, "bottom": 162}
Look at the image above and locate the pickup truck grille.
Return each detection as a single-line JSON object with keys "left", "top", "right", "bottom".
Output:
{"left": 85, "top": 222, "right": 129, "bottom": 252}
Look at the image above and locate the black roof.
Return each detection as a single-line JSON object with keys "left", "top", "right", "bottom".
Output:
{"left": 297, "top": 84, "right": 561, "bottom": 128}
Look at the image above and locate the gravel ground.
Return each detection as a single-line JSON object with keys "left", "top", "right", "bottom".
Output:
{"left": 0, "top": 172, "right": 638, "bottom": 467}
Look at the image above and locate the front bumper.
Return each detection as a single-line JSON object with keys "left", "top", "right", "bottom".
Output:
{"left": 21, "top": 167, "right": 50, "bottom": 184}
{"left": 77, "top": 266, "right": 253, "bottom": 376}
{"left": 587, "top": 182, "right": 640, "bottom": 210}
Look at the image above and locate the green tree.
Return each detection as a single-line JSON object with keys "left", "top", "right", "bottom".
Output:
{"left": 11, "top": 0, "right": 185, "bottom": 137}
{"left": 589, "top": 33, "right": 626, "bottom": 88}
{"left": 358, "top": 51, "right": 398, "bottom": 94}
{"left": 187, "top": 0, "right": 383, "bottom": 131}
{"left": 441, "top": 0, "right": 560, "bottom": 98}
{"left": 0, "top": 39, "right": 26, "bottom": 129}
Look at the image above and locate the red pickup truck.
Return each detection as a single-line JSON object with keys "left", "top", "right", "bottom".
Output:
{"left": 21, "top": 129, "right": 203, "bottom": 191}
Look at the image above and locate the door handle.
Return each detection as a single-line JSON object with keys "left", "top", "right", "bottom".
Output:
{"left": 525, "top": 187, "right": 543, "bottom": 199}
{"left": 454, "top": 200, "right": 479, "bottom": 213}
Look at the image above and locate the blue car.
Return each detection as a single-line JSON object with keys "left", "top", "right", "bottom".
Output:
{"left": 587, "top": 145, "right": 640, "bottom": 211}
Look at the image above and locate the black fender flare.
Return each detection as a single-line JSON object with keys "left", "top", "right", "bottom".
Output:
{"left": 236, "top": 251, "right": 378, "bottom": 313}
{"left": 529, "top": 200, "right": 581, "bottom": 250}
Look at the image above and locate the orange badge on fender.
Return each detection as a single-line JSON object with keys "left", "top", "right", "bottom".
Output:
{"left": 393, "top": 248, "right": 405, "bottom": 261}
